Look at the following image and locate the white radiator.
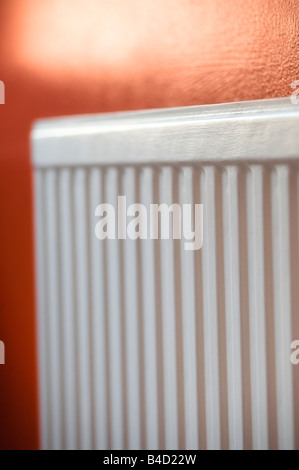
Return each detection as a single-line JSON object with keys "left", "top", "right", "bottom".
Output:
{"left": 32, "top": 98, "right": 299, "bottom": 450}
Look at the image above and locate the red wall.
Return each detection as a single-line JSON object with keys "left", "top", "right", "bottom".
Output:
{"left": 0, "top": 0, "right": 298, "bottom": 449}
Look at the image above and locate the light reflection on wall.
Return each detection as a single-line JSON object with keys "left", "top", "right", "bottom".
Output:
{"left": 2, "top": 0, "right": 299, "bottom": 106}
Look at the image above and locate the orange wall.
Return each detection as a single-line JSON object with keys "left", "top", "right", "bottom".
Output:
{"left": 0, "top": 0, "right": 298, "bottom": 449}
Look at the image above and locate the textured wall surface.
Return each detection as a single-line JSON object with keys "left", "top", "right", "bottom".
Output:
{"left": 0, "top": 0, "right": 298, "bottom": 449}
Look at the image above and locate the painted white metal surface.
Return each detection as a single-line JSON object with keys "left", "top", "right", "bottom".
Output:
{"left": 247, "top": 166, "right": 268, "bottom": 450}
{"left": 140, "top": 167, "right": 159, "bottom": 450}
{"left": 201, "top": 166, "right": 221, "bottom": 449}
{"left": 159, "top": 167, "right": 179, "bottom": 450}
{"left": 32, "top": 98, "right": 299, "bottom": 450}
{"left": 179, "top": 167, "right": 199, "bottom": 450}
{"left": 271, "top": 165, "right": 294, "bottom": 450}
